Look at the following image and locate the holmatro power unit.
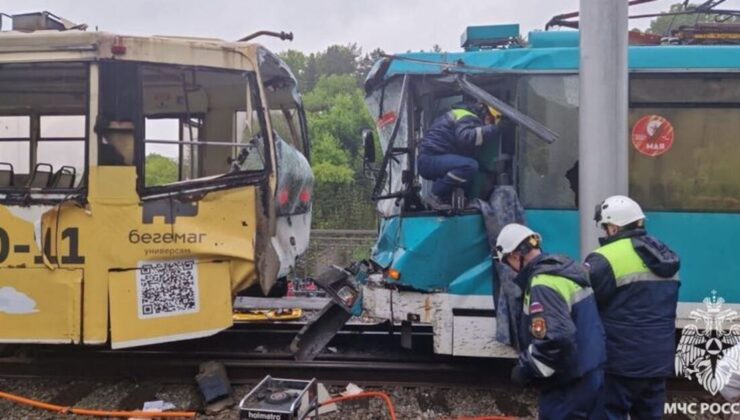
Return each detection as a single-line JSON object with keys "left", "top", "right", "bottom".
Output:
{"left": 239, "top": 376, "right": 318, "bottom": 420}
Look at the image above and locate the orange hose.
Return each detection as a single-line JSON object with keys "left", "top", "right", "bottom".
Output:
{"left": 320, "top": 391, "right": 398, "bottom": 420}
{"left": 0, "top": 390, "right": 196, "bottom": 418}
{"left": 451, "top": 417, "right": 518, "bottom": 420}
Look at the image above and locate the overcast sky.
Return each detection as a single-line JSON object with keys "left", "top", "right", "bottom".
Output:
{"left": 6, "top": 0, "right": 740, "bottom": 167}
{"left": 14, "top": 0, "right": 740, "bottom": 55}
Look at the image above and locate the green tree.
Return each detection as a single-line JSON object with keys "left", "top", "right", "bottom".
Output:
{"left": 317, "top": 44, "right": 361, "bottom": 77}
{"left": 278, "top": 49, "right": 307, "bottom": 87}
{"left": 648, "top": 3, "right": 739, "bottom": 35}
{"left": 303, "top": 53, "right": 320, "bottom": 92}
{"left": 145, "top": 153, "right": 178, "bottom": 186}
{"left": 305, "top": 75, "right": 375, "bottom": 166}
{"left": 276, "top": 44, "right": 381, "bottom": 228}
{"left": 311, "top": 133, "right": 355, "bottom": 184}
{"left": 303, "top": 74, "right": 359, "bottom": 112}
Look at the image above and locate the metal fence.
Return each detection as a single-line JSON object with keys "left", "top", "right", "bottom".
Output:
{"left": 296, "top": 229, "right": 377, "bottom": 278}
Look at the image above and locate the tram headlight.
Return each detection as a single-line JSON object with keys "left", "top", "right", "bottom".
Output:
{"left": 312, "top": 265, "right": 362, "bottom": 313}
{"left": 385, "top": 268, "right": 401, "bottom": 281}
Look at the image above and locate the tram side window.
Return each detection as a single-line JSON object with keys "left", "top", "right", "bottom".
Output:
{"left": 38, "top": 116, "right": 85, "bottom": 188}
{"left": 629, "top": 76, "right": 740, "bottom": 212}
{"left": 517, "top": 75, "right": 580, "bottom": 209}
{"left": 0, "top": 63, "right": 88, "bottom": 191}
{"left": 141, "top": 65, "right": 262, "bottom": 190}
{"left": 0, "top": 116, "right": 31, "bottom": 186}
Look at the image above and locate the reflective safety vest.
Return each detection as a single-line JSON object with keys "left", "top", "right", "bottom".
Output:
{"left": 591, "top": 237, "right": 680, "bottom": 378}
{"left": 524, "top": 274, "right": 594, "bottom": 313}
{"left": 594, "top": 238, "right": 679, "bottom": 287}
{"left": 519, "top": 271, "right": 605, "bottom": 382}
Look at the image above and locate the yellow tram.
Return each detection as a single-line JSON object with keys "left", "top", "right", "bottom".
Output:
{"left": 0, "top": 12, "right": 313, "bottom": 348}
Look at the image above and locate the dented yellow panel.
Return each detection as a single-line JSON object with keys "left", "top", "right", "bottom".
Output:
{"left": 0, "top": 166, "right": 260, "bottom": 346}
{"left": 0, "top": 268, "right": 82, "bottom": 343}
{"left": 109, "top": 260, "right": 233, "bottom": 349}
{"left": 74, "top": 166, "right": 258, "bottom": 344}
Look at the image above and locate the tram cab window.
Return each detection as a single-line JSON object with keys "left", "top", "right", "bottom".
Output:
{"left": 235, "top": 110, "right": 267, "bottom": 171}
{"left": 629, "top": 75, "right": 740, "bottom": 212}
{"left": 417, "top": 79, "right": 517, "bottom": 204}
{"left": 263, "top": 88, "right": 313, "bottom": 216}
{"left": 0, "top": 63, "right": 88, "bottom": 194}
{"left": 269, "top": 109, "right": 306, "bottom": 155}
{"left": 140, "top": 64, "right": 263, "bottom": 191}
{"left": 144, "top": 118, "right": 180, "bottom": 186}
{"left": 516, "top": 75, "right": 579, "bottom": 209}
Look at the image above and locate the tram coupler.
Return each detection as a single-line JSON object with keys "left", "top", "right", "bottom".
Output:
{"left": 290, "top": 264, "right": 366, "bottom": 361}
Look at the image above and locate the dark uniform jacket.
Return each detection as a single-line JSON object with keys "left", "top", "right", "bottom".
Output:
{"left": 514, "top": 253, "right": 606, "bottom": 385}
{"left": 419, "top": 104, "right": 499, "bottom": 157}
{"left": 585, "top": 229, "right": 680, "bottom": 378}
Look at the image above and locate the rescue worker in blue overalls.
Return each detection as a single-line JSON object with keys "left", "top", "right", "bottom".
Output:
{"left": 495, "top": 223, "right": 606, "bottom": 420}
{"left": 586, "top": 195, "right": 680, "bottom": 420}
{"left": 417, "top": 99, "right": 502, "bottom": 207}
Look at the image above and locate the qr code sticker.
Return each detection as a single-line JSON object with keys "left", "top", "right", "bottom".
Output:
{"left": 137, "top": 259, "right": 199, "bottom": 319}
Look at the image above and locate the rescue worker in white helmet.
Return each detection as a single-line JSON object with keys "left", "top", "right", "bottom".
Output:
{"left": 586, "top": 195, "right": 680, "bottom": 420}
{"left": 496, "top": 223, "right": 606, "bottom": 420}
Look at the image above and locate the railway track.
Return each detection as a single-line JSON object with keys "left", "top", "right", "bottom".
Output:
{"left": 0, "top": 323, "right": 514, "bottom": 388}
{"left": 0, "top": 322, "right": 708, "bottom": 396}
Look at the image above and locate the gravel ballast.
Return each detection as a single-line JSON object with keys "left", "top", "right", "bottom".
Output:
{"left": 0, "top": 378, "right": 725, "bottom": 419}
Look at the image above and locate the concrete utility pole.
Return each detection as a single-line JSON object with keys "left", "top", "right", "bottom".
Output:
{"left": 578, "top": 0, "right": 629, "bottom": 258}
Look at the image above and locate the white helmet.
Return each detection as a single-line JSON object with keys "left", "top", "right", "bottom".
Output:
{"left": 495, "top": 223, "right": 541, "bottom": 260}
{"left": 594, "top": 195, "right": 645, "bottom": 228}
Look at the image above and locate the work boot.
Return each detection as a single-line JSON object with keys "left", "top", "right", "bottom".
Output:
{"left": 451, "top": 188, "right": 466, "bottom": 210}
{"left": 424, "top": 192, "right": 452, "bottom": 210}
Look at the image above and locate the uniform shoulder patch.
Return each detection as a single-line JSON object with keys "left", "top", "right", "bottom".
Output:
{"left": 531, "top": 316, "right": 547, "bottom": 339}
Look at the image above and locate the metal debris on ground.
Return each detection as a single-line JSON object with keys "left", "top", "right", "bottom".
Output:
{"left": 308, "top": 383, "right": 337, "bottom": 417}
{"left": 341, "top": 383, "right": 364, "bottom": 397}
{"left": 195, "top": 361, "right": 235, "bottom": 414}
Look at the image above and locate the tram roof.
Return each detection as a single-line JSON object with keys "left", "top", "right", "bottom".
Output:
{"left": 377, "top": 30, "right": 740, "bottom": 80}
{"left": 0, "top": 30, "right": 262, "bottom": 72}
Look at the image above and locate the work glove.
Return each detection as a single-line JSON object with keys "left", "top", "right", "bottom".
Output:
{"left": 510, "top": 364, "right": 531, "bottom": 387}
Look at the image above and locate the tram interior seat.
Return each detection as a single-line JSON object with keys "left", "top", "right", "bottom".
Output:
{"left": 50, "top": 166, "right": 76, "bottom": 188}
{"left": 0, "top": 163, "right": 13, "bottom": 187}
{"left": 0, "top": 163, "right": 81, "bottom": 189}
{"left": 26, "top": 163, "right": 53, "bottom": 188}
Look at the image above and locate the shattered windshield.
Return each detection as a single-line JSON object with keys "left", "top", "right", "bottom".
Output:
{"left": 364, "top": 77, "right": 408, "bottom": 216}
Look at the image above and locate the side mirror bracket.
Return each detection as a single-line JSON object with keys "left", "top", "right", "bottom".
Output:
{"left": 361, "top": 128, "right": 378, "bottom": 181}
{"left": 362, "top": 129, "right": 376, "bottom": 163}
